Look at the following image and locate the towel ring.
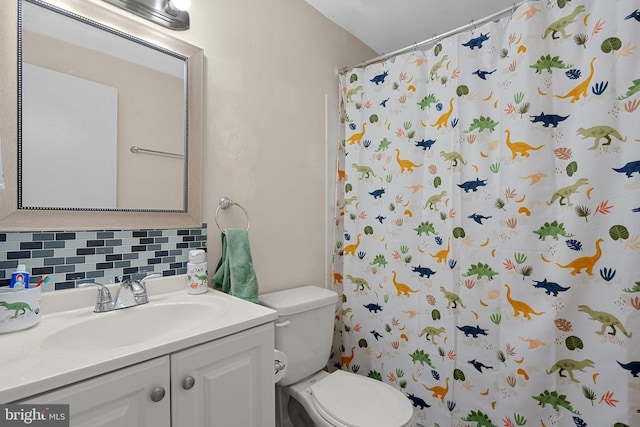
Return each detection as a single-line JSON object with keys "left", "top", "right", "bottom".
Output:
{"left": 215, "top": 197, "right": 251, "bottom": 231}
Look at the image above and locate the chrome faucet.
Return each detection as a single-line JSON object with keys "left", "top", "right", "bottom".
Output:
{"left": 78, "top": 274, "right": 159, "bottom": 313}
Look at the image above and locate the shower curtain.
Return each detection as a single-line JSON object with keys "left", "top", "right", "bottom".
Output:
{"left": 331, "top": 1, "right": 639, "bottom": 426}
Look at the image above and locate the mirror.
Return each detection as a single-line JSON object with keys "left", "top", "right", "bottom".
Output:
{"left": 0, "top": 0, "right": 203, "bottom": 230}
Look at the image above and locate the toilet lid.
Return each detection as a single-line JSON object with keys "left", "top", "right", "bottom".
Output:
{"left": 309, "top": 370, "right": 414, "bottom": 427}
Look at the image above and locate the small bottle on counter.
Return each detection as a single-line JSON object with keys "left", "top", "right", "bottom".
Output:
{"left": 10, "top": 264, "right": 30, "bottom": 289}
{"left": 187, "top": 249, "right": 208, "bottom": 294}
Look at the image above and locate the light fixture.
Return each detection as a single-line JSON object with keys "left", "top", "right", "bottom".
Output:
{"left": 102, "top": 0, "right": 190, "bottom": 30}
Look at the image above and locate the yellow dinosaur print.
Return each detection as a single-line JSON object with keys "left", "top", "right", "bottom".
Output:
{"left": 504, "top": 130, "right": 544, "bottom": 159}
{"left": 395, "top": 149, "right": 423, "bottom": 173}
{"left": 341, "top": 347, "right": 356, "bottom": 369}
{"left": 556, "top": 238, "right": 604, "bottom": 276}
{"left": 423, "top": 377, "right": 450, "bottom": 403}
{"left": 430, "top": 237, "right": 450, "bottom": 264}
{"left": 504, "top": 284, "right": 545, "bottom": 320}
{"left": 343, "top": 234, "right": 361, "bottom": 256}
{"left": 555, "top": 57, "right": 596, "bottom": 103}
{"left": 345, "top": 122, "right": 367, "bottom": 145}
{"left": 391, "top": 270, "right": 419, "bottom": 296}
{"left": 430, "top": 98, "right": 454, "bottom": 130}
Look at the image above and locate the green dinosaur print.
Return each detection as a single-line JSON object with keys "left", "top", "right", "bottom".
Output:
{"left": 374, "top": 137, "right": 392, "bottom": 152}
{"left": 417, "top": 93, "right": 438, "bottom": 110}
{"left": 461, "top": 263, "right": 498, "bottom": 281}
{"left": 541, "top": 5, "right": 586, "bottom": 40}
{"left": 532, "top": 390, "right": 581, "bottom": 415}
{"left": 369, "top": 254, "right": 388, "bottom": 268}
{"left": 346, "top": 274, "right": 370, "bottom": 291}
{"left": 0, "top": 301, "right": 34, "bottom": 318}
{"left": 576, "top": 125, "right": 627, "bottom": 150}
{"left": 578, "top": 305, "right": 632, "bottom": 338}
{"left": 462, "top": 411, "right": 498, "bottom": 427}
{"left": 530, "top": 54, "right": 573, "bottom": 74}
{"left": 423, "top": 191, "right": 447, "bottom": 211}
{"left": 440, "top": 286, "right": 466, "bottom": 309}
{"left": 546, "top": 358, "right": 594, "bottom": 383}
{"left": 532, "top": 220, "right": 574, "bottom": 240}
{"left": 616, "top": 78, "right": 640, "bottom": 100}
{"left": 429, "top": 55, "right": 449, "bottom": 81}
{"left": 346, "top": 85, "right": 363, "bottom": 102}
{"left": 414, "top": 221, "right": 438, "bottom": 236}
{"left": 439, "top": 150, "right": 467, "bottom": 168}
{"left": 409, "top": 349, "right": 435, "bottom": 367}
{"left": 463, "top": 116, "right": 499, "bottom": 133}
{"left": 546, "top": 178, "right": 589, "bottom": 206}
{"left": 351, "top": 163, "right": 376, "bottom": 179}
{"left": 418, "top": 326, "right": 446, "bottom": 344}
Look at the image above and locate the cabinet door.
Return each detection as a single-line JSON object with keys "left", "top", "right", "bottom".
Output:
{"left": 171, "top": 323, "right": 275, "bottom": 427}
{"left": 21, "top": 356, "right": 170, "bottom": 427}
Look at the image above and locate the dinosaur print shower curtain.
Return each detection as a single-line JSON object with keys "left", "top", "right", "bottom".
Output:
{"left": 331, "top": 1, "right": 640, "bottom": 426}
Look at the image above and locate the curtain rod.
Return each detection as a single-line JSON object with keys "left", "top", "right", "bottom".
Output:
{"left": 339, "top": 0, "right": 532, "bottom": 74}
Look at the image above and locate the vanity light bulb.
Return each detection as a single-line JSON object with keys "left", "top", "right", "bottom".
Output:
{"left": 170, "top": 0, "right": 191, "bottom": 11}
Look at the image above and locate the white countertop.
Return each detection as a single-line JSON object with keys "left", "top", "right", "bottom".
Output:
{"left": 0, "top": 276, "right": 277, "bottom": 402}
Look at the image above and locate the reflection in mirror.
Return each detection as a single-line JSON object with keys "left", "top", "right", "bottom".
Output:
{"left": 21, "top": 0, "right": 187, "bottom": 211}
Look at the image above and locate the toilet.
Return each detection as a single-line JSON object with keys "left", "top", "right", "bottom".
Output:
{"left": 259, "top": 286, "right": 416, "bottom": 427}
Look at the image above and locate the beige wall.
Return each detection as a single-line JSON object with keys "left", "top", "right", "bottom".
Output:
{"left": 90, "top": 0, "right": 375, "bottom": 293}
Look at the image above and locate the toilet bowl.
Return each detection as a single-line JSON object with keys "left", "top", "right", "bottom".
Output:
{"left": 259, "top": 286, "right": 416, "bottom": 427}
{"left": 284, "top": 370, "right": 416, "bottom": 427}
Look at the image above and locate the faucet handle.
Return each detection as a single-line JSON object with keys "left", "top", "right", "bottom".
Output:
{"left": 78, "top": 282, "right": 114, "bottom": 313}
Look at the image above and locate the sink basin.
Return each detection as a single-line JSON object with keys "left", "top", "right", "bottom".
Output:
{"left": 40, "top": 301, "right": 226, "bottom": 351}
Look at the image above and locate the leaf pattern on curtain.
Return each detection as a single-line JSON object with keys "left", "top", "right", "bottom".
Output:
{"left": 331, "top": 1, "right": 640, "bottom": 426}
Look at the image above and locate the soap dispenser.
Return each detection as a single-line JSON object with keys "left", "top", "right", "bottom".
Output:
{"left": 187, "top": 249, "right": 208, "bottom": 294}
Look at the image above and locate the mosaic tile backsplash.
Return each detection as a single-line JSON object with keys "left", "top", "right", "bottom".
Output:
{"left": 0, "top": 225, "right": 207, "bottom": 291}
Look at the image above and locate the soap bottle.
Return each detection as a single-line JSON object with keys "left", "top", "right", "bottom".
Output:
{"left": 187, "top": 249, "right": 208, "bottom": 294}
{"left": 10, "top": 264, "right": 30, "bottom": 289}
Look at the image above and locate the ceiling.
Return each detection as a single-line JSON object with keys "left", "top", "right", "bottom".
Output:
{"left": 304, "top": 0, "right": 523, "bottom": 56}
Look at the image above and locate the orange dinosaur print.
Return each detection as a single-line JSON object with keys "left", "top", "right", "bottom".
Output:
{"left": 504, "top": 284, "right": 545, "bottom": 320}
{"left": 555, "top": 57, "right": 596, "bottom": 103}
{"left": 504, "top": 130, "right": 544, "bottom": 159}
{"left": 430, "top": 98, "right": 454, "bottom": 130}
{"left": 395, "top": 149, "right": 423, "bottom": 173}
{"left": 341, "top": 347, "right": 356, "bottom": 369}
{"left": 346, "top": 122, "right": 367, "bottom": 145}
{"left": 423, "top": 377, "right": 450, "bottom": 403}
{"left": 343, "top": 234, "right": 361, "bottom": 256}
{"left": 430, "top": 237, "right": 450, "bottom": 264}
{"left": 519, "top": 336, "right": 547, "bottom": 349}
{"left": 556, "top": 238, "right": 604, "bottom": 275}
{"left": 391, "top": 270, "right": 419, "bottom": 296}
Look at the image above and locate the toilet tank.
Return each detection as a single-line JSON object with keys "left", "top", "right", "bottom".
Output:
{"left": 259, "top": 286, "right": 338, "bottom": 386}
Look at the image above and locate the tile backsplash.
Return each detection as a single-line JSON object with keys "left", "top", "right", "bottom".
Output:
{"left": 0, "top": 225, "right": 207, "bottom": 291}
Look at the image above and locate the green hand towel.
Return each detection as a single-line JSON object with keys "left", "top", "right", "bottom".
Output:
{"left": 212, "top": 228, "right": 259, "bottom": 303}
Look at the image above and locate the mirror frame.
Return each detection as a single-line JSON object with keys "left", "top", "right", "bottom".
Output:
{"left": 0, "top": 0, "right": 203, "bottom": 231}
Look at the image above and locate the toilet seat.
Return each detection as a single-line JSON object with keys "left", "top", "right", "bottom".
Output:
{"left": 308, "top": 370, "right": 414, "bottom": 427}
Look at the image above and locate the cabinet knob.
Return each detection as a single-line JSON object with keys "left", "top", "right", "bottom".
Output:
{"left": 150, "top": 387, "right": 166, "bottom": 402}
{"left": 182, "top": 376, "right": 196, "bottom": 390}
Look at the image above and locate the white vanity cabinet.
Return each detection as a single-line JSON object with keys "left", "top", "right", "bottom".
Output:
{"left": 20, "top": 323, "right": 275, "bottom": 427}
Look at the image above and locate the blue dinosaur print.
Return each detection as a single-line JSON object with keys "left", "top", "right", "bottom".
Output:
{"left": 472, "top": 69, "right": 496, "bottom": 80}
{"left": 370, "top": 71, "right": 389, "bottom": 85}
{"left": 532, "top": 278, "right": 571, "bottom": 296}
{"left": 617, "top": 360, "right": 640, "bottom": 377}
{"left": 371, "top": 330, "right": 383, "bottom": 340}
{"left": 411, "top": 265, "right": 437, "bottom": 278}
{"left": 457, "top": 178, "right": 487, "bottom": 192}
{"left": 380, "top": 98, "right": 390, "bottom": 107}
{"left": 625, "top": 9, "right": 640, "bottom": 21}
{"left": 468, "top": 213, "right": 491, "bottom": 224}
{"left": 530, "top": 112, "right": 570, "bottom": 128}
{"left": 612, "top": 161, "right": 640, "bottom": 178}
{"left": 375, "top": 215, "right": 386, "bottom": 223}
{"left": 406, "top": 393, "right": 431, "bottom": 409}
{"left": 415, "top": 139, "right": 437, "bottom": 150}
{"left": 364, "top": 303, "right": 383, "bottom": 313}
{"left": 369, "top": 188, "right": 386, "bottom": 199}
{"left": 461, "top": 32, "right": 489, "bottom": 50}
{"left": 457, "top": 325, "right": 488, "bottom": 338}
{"left": 468, "top": 359, "right": 493, "bottom": 373}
